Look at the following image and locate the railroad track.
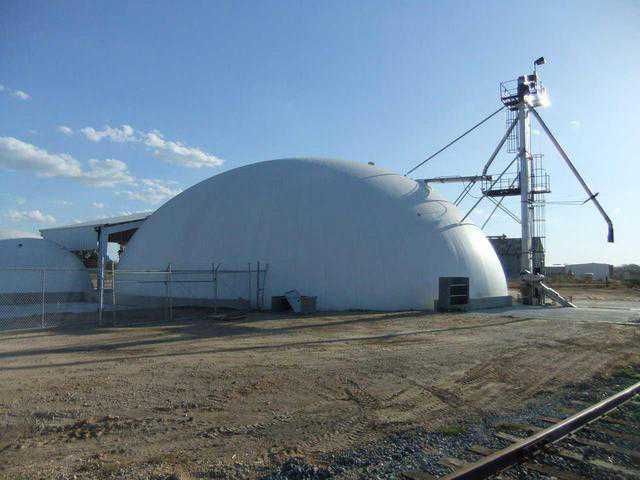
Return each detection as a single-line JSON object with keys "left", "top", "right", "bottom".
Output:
{"left": 404, "top": 380, "right": 640, "bottom": 479}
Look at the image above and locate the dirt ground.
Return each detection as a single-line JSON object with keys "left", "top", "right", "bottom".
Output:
{"left": 554, "top": 283, "right": 640, "bottom": 302}
{"left": 0, "top": 286, "right": 639, "bottom": 479}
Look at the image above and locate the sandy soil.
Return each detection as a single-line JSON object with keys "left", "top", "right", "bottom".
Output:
{"left": 0, "top": 295, "right": 639, "bottom": 479}
{"left": 554, "top": 283, "right": 640, "bottom": 303}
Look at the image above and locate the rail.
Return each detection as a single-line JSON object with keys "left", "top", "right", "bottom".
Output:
{"left": 408, "top": 380, "right": 640, "bottom": 480}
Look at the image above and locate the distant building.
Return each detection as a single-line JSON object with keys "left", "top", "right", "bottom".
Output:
{"left": 566, "top": 263, "right": 612, "bottom": 281}
{"left": 623, "top": 270, "right": 640, "bottom": 282}
{"left": 612, "top": 264, "right": 640, "bottom": 280}
{"left": 488, "top": 236, "right": 545, "bottom": 281}
{"left": 545, "top": 264, "right": 567, "bottom": 277}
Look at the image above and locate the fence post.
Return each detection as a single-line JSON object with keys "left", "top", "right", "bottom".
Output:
{"left": 248, "top": 262, "right": 252, "bottom": 309}
{"left": 111, "top": 262, "right": 116, "bottom": 325}
{"left": 212, "top": 262, "right": 219, "bottom": 314}
{"left": 256, "top": 261, "right": 260, "bottom": 311}
{"left": 41, "top": 268, "right": 46, "bottom": 328}
{"left": 164, "top": 266, "right": 168, "bottom": 322}
{"left": 166, "top": 263, "right": 173, "bottom": 322}
{"left": 97, "top": 227, "right": 108, "bottom": 327}
{"left": 262, "top": 263, "right": 269, "bottom": 310}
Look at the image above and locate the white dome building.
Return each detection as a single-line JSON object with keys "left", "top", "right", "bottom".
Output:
{"left": 0, "top": 238, "right": 92, "bottom": 295}
{"left": 119, "top": 158, "right": 508, "bottom": 311}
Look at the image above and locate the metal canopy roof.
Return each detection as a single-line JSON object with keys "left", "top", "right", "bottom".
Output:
{"left": 40, "top": 212, "right": 152, "bottom": 251}
{"left": 53, "top": 212, "right": 151, "bottom": 229}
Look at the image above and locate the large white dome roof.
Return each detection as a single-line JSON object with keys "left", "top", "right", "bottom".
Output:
{"left": 120, "top": 158, "right": 507, "bottom": 310}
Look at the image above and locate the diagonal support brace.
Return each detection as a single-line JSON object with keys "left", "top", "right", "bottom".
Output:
{"left": 530, "top": 107, "right": 614, "bottom": 242}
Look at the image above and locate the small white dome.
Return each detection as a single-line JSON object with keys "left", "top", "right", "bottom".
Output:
{"left": 0, "top": 238, "right": 92, "bottom": 294}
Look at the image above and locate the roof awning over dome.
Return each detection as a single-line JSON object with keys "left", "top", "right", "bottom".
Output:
{"left": 40, "top": 212, "right": 152, "bottom": 251}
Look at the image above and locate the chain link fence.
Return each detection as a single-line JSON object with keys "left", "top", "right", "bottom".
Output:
{"left": 0, "top": 263, "right": 268, "bottom": 332}
{"left": 0, "top": 267, "right": 98, "bottom": 331}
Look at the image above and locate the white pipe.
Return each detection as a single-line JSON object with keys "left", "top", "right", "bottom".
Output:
{"left": 482, "top": 116, "right": 519, "bottom": 175}
{"left": 518, "top": 105, "right": 532, "bottom": 274}
{"left": 530, "top": 107, "right": 614, "bottom": 243}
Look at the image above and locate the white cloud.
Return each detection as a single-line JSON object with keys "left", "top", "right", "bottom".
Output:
{"left": 141, "top": 131, "right": 223, "bottom": 168}
{"left": 0, "top": 137, "right": 134, "bottom": 188}
{"left": 57, "top": 125, "right": 73, "bottom": 136}
{"left": 569, "top": 120, "right": 581, "bottom": 129}
{"left": 7, "top": 209, "right": 56, "bottom": 224}
{"left": 0, "top": 229, "right": 41, "bottom": 240}
{"left": 0, "top": 136, "right": 83, "bottom": 178}
{"left": 81, "top": 125, "right": 136, "bottom": 143}
{"left": 12, "top": 90, "right": 31, "bottom": 101}
{"left": 80, "top": 124, "right": 223, "bottom": 168}
{"left": 82, "top": 158, "right": 135, "bottom": 187}
{"left": 92, "top": 202, "right": 105, "bottom": 209}
{"left": 0, "top": 84, "right": 31, "bottom": 101}
{"left": 54, "top": 199, "right": 72, "bottom": 206}
{"left": 119, "top": 178, "right": 182, "bottom": 205}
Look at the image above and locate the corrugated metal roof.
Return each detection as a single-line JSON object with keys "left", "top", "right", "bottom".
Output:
{"left": 43, "top": 212, "right": 152, "bottom": 231}
{"left": 40, "top": 212, "right": 153, "bottom": 251}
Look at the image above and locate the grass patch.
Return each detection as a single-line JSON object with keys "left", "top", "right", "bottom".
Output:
{"left": 76, "top": 460, "right": 120, "bottom": 477}
{"left": 166, "top": 467, "right": 194, "bottom": 480}
{"left": 626, "top": 408, "right": 640, "bottom": 423}
{"left": 145, "top": 451, "right": 181, "bottom": 466}
{"left": 495, "top": 422, "right": 534, "bottom": 433}
{"left": 614, "top": 365, "right": 640, "bottom": 381}
{"left": 436, "top": 423, "right": 467, "bottom": 436}
{"left": 97, "top": 462, "right": 120, "bottom": 476}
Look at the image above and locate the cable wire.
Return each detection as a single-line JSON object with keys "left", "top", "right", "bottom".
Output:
{"left": 460, "top": 153, "right": 519, "bottom": 223}
{"left": 405, "top": 105, "right": 505, "bottom": 176}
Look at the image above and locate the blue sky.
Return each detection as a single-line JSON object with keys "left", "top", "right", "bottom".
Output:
{"left": 0, "top": 0, "right": 638, "bottom": 265}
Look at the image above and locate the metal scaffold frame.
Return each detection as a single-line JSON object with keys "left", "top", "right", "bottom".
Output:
{"left": 406, "top": 57, "right": 614, "bottom": 307}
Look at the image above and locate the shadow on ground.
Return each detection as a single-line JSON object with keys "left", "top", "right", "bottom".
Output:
{"left": 0, "top": 310, "right": 431, "bottom": 363}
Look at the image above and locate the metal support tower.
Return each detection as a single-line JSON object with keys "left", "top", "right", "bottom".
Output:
{"left": 517, "top": 103, "right": 533, "bottom": 276}
{"left": 485, "top": 63, "right": 554, "bottom": 305}
{"left": 491, "top": 58, "right": 613, "bottom": 305}
{"left": 408, "top": 56, "right": 614, "bottom": 307}
{"left": 516, "top": 99, "right": 546, "bottom": 305}
{"left": 491, "top": 70, "right": 550, "bottom": 305}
